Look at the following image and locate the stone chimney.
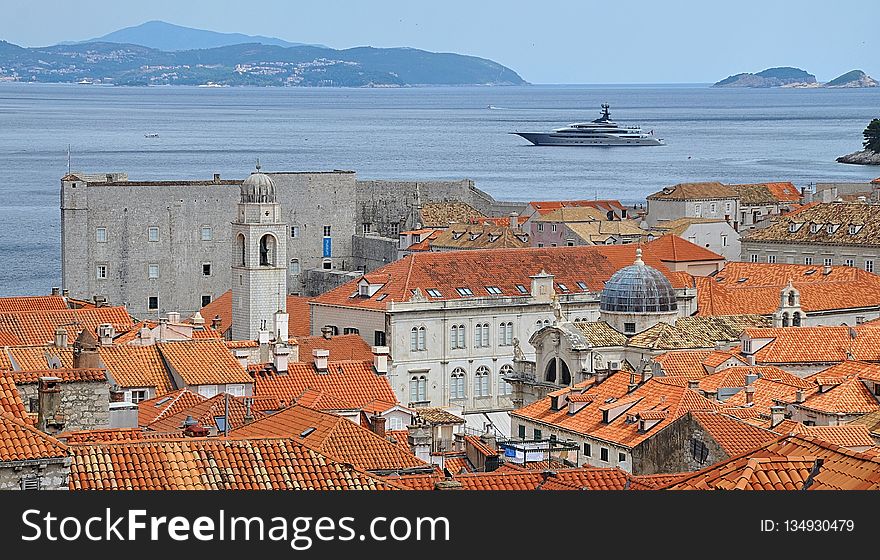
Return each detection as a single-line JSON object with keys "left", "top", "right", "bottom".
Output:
{"left": 273, "top": 343, "right": 290, "bottom": 373}
{"left": 211, "top": 315, "right": 223, "bottom": 330}
{"left": 109, "top": 386, "right": 126, "bottom": 403}
{"left": 51, "top": 287, "right": 60, "bottom": 296}
{"left": 213, "top": 173, "right": 221, "bottom": 183}
{"left": 258, "top": 330, "right": 272, "bottom": 363}
{"left": 480, "top": 429, "right": 497, "bottom": 452}
{"left": 321, "top": 326, "right": 334, "bottom": 340}
{"left": 73, "top": 329, "right": 100, "bottom": 369}
{"left": 167, "top": 312, "right": 181, "bottom": 324}
{"left": 744, "top": 384, "right": 755, "bottom": 405}
{"left": 62, "top": 289, "right": 69, "bottom": 298}
{"left": 273, "top": 310, "right": 289, "bottom": 342}
{"left": 687, "top": 379, "right": 700, "bottom": 390}
{"left": 372, "top": 346, "right": 390, "bottom": 375}
{"left": 233, "top": 349, "right": 249, "bottom": 370}
{"left": 434, "top": 480, "right": 463, "bottom": 491}
{"left": 243, "top": 398, "right": 254, "bottom": 424}
{"left": 313, "top": 349, "right": 330, "bottom": 373}
{"left": 37, "top": 377, "right": 64, "bottom": 434}
{"left": 509, "top": 212, "right": 519, "bottom": 230}
{"left": 97, "top": 323, "right": 115, "bottom": 346}
{"left": 770, "top": 405, "right": 785, "bottom": 428}
{"left": 53, "top": 326, "right": 68, "bottom": 349}
{"left": 191, "top": 311, "right": 205, "bottom": 326}
{"left": 795, "top": 389, "right": 806, "bottom": 403}
{"left": 369, "top": 415, "right": 386, "bottom": 438}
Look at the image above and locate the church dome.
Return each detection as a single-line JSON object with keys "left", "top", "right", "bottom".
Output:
{"left": 600, "top": 249, "right": 677, "bottom": 313}
{"left": 240, "top": 160, "right": 276, "bottom": 203}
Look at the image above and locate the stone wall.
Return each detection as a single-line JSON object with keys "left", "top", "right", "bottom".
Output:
{"left": 632, "top": 412, "right": 728, "bottom": 474}
{"left": 0, "top": 458, "right": 70, "bottom": 490}
{"left": 351, "top": 234, "right": 398, "bottom": 273}
{"left": 16, "top": 381, "right": 110, "bottom": 432}
{"left": 302, "top": 269, "right": 364, "bottom": 298}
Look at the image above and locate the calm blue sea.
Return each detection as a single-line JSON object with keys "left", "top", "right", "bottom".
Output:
{"left": 1, "top": 83, "right": 879, "bottom": 296}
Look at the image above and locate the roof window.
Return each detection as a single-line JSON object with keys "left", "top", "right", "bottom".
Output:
{"left": 456, "top": 287, "right": 474, "bottom": 297}
{"left": 485, "top": 286, "right": 502, "bottom": 295}
{"left": 426, "top": 289, "right": 442, "bottom": 298}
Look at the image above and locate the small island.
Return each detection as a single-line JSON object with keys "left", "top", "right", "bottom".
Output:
{"left": 714, "top": 67, "right": 877, "bottom": 88}
{"left": 825, "top": 70, "right": 879, "bottom": 88}
{"left": 837, "top": 119, "right": 880, "bottom": 165}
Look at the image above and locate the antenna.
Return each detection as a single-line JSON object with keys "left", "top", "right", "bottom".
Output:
{"left": 255, "top": 157, "right": 261, "bottom": 172}
{"left": 67, "top": 144, "right": 71, "bottom": 174}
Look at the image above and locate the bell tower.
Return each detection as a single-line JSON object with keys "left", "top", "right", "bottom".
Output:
{"left": 231, "top": 161, "right": 288, "bottom": 341}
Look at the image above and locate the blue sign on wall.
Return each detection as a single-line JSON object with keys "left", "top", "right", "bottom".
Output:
{"left": 323, "top": 237, "right": 332, "bottom": 258}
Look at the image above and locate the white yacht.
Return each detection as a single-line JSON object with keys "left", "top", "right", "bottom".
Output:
{"left": 512, "top": 104, "right": 664, "bottom": 146}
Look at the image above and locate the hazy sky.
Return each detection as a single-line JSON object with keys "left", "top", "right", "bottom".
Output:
{"left": 3, "top": 0, "right": 878, "bottom": 83}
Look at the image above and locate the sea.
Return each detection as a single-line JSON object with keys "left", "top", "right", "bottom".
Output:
{"left": 1, "top": 82, "right": 879, "bottom": 296}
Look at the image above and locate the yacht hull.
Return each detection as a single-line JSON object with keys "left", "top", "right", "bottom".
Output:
{"left": 513, "top": 132, "right": 664, "bottom": 146}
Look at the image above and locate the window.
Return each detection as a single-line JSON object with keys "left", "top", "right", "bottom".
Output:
{"left": 691, "top": 438, "right": 709, "bottom": 464}
{"left": 550, "top": 243, "right": 557, "bottom": 247}
{"left": 600, "top": 448, "right": 609, "bottom": 462}
{"left": 343, "top": 327, "right": 359, "bottom": 335}
{"left": 845, "top": 258, "right": 855, "bottom": 267}
{"left": 623, "top": 322, "right": 636, "bottom": 334}
{"left": 515, "top": 284, "right": 528, "bottom": 294}
{"left": 363, "top": 222, "right": 372, "bottom": 234}
{"left": 849, "top": 224, "right": 858, "bottom": 235}
{"left": 856, "top": 316, "right": 866, "bottom": 325}
{"left": 533, "top": 428, "right": 542, "bottom": 440}
{"left": 725, "top": 202, "right": 732, "bottom": 213}
{"left": 866, "top": 260, "right": 875, "bottom": 273}
{"left": 389, "top": 223, "right": 400, "bottom": 236}
{"left": 485, "top": 286, "right": 502, "bottom": 295}
{"left": 693, "top": 203, "right": 702, "bottom": 217}
{"left": 537, "top": 223, "right": 544, "bottom": 232}
{"left": 374, "top": 330, "right": 386, "bottom": 346}
{"left": 475, "top": 323, "right": 490, "bottom": 348}
{"left": 537, "top": 243, "right": 544, "bottom": 248}
{"left": 410, "top": 326, "right": 426, "bottom": 351}
{"left": 456, "top": 287, "right": 474, "bottom": 297}
{"left": 201, "top": 295, "right": 212, "bottom": 307}
{"left": 96, "top": 265, "right": 108, "bottom": 279}
{"left": 426, "top": 289, "right": 442, "bottom": 298}
{"left": 289, "top": 259, "right": 300, "bottom": 274}
{"left": 148, "top": 296, "right": 158, "bottom": 310}
{"left": 499, "top": 364, "right": 514, "bottom": 395}
{"left": 148, "top": 264, "right": 159, "bottom": 279}
{"left": 202, "top": 262, "right": 212, "bottom": 276}
{"left": 576, "top": 281, "right": 588, "bottom": 291}
{"left": 551, "top": 224, "right": 557, "bottom": 232}
{"left": 557, "top": 283, "right": 569, "bottom": 292}
{"left": 201, "top": 226, "right": 213, "bottom": 241}
{"left": 226, "top": 384, "right": 245, "bottom": 397}
{"left": 750, "top": 254, "right": 758, "bottom": 263}
{"left": 567, "top": 241, "right": 575, "bottom": 246}
{"left": 451, "top": 324, "right": 466, "bottom": 349}
{"left": 475, "top": 366, "right": 490, "bottom": 397}
{"left": 810, "top": 224, "right": 820, "bottom": 233}
{"left": 409, "top": 376, "right": 426, "bottom": 403}
{"left": 499, "top": 322, "right": 513, "bottom": 346}
{"left": 323, "top": 225, "right": 331, "bottom": 237}
{"left": 710, "top": 202, "right": 717, "bottom": 213}
{"left": 767, "top": 255, "right": 776, "bottom": 264}
{"left": 148, "top": 226, "right": 159, "bottom": 242}
{"left": 450, "top": 368, "right": 466, "bottom": 399}
{"left": 130, "top": 390, "right": 147, "bottom": 404}
{"left": 20, "top": 477, "right": 40, "bottom": 491}
{"left": 583, "top": 443, "right": 592, "bottom": 457}
{"left": 618, "top": 452, "right": 626, "bottom": 463}
{"left": 322, "top": 259, "right": 332, "bottom": 270}
{"left": 824, "top": 258, "right": 833, "bottom": 266}
{"left": 96, "top": 227, "right": 107, "bottom": 243}
{"left": 804, "top": 256, "right": 813, "bottom": 265}
{"left": 518, "top": 425, "right": 526, "bottom": 439}
{"left": 721, "top": 235, "right": 728, "bottom": 247}
{"left": 290, "top": 226, "right": 300, "bottom": 238}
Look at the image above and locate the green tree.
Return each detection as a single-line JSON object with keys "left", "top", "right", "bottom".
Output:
{"left": 864, "top": 119, "right": 880, "bottom": 153}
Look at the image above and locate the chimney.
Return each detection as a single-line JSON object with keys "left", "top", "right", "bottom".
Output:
{"left": 37, "top": 377, "right": 64, "bottom": 434}
{"left": 746, "top": 354, "right": 756, "bottom": 366}
{"left": 97, "top": 323, "right": 115, "bottom": 346}
{"left": 92, "top": 294, "right": 107, "bottom": 307}
{"left": 321, "top": 325, "right": 334, "bottom": 340}
{"left": 369, "top": 415, "right": 386, "bottom": 438}
{"left": 166, "top": 312, "right": 181, "bottom": 324}
{"left": 51, "top": 287, "right": 60, "bottom": 296}
{"left": 770, "top": 405, "right": 785, "bottom": 428}
{"left": 745, "top": 372, "right": 758, "bottom": 386}
{"left": 243, "top": 398, "right": 254, "bottom": 424}
{"left": 313, "top": 349, "right": 330, "bottom": 373}
{"left": 627, "top": 371, "right": 638, "bottom": 393}
{"left": 433, "top": 480, "right": 463, "bottom": 491}
{"left": 73, "top": 329, "right": 100, "bottom": 369}
{"left": 62, "top": 289, "right": 69, "bottom": 298}
{"left": 823, "top": 265, "right": 832, "bottom": 275}
{"left": 795, "top": 389, "right": 805, "bottom": 403}
{"left": 687, "top": 379, "right": 700, "bottom": 390}
{"left": 109, "top": 386, "right": 125, "bottom": 403}
{"left": 273, "top": 343, "right": 290, "bottom": 373}
{"left": 273, "top": 310, "right": 289, "bottom": 342}
{"left": 211, "top": 315, "right": 222, "bottom": 330}
{"left": 372, "top": 346, "right": 390, "bottom": 375}
{"left": 258, "top": 330, "right": 272, "bottom": 363}
{"left": 213, "top": 173, "right": 221, "bottom": 183}
{"left": 191, "top": 311, "right": 205, "bottom": 326}
{"left": 53, "top": 326, "right": 68, "bottom": 349}
{"left": 509, "top": 212, "right": 519, "bottom": 230}
{"left": 233, "top": 349, "right": 249, "bottom": 371}
{"left": 480, "top": 429, "right": 497, "bottom": 452}
{"left": 744, "top": 385, "right": 755, "bottom": 405}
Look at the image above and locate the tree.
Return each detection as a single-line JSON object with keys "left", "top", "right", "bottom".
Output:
{"left": 864, "top": 119, "right": 880, "bottom": 153}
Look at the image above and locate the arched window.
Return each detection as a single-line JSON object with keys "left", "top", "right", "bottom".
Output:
{"left": 451, "top": 324, "right": 466, "bottom": 349}
{"left": 259, "top": 234, "right": 277, "bottom": 266}
{"left": 475, "top": 323, "right": 490, "bottom": 348}
{"left": 236, "top": 233, "right": 246, "bottom": 266}
{"left": 498, "top": 321, "right": 513, "bottom": 346}
{"left": 793, "top": 312, "right": 802, "bottom": 327}
{"left": 782, "top": 312, "right": 790, "bottom": 327}
{"left": 475, "top": 366, "right": 491, "bottom": 397}
{"left": 787, "top": 290, "right": 796, "bottom": 307}
{"left": 499, "top": 364, "right": 514, "bottom": 395}
{"left": 450, "top": 368, "right": 466, "bottom": 399}
{"left": 409, "top": 375, "right": 426, "bottom": 403}
{"left": 545, "top": 359, "right": 571, "bottom": 385}
{"left": 410, "top": 326, "right": 426, "bottom": 351}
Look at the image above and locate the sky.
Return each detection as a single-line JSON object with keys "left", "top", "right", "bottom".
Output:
{"left": 2, "top": 0, "right": 878, "bottom": 84}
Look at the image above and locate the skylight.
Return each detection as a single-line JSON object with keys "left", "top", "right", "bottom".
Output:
{"left": 426, "top": 289, "right": 442, "bottom": 298}
{"left": 456, "top": 287, "right": 474, "bottom": 296}
{"left": 557, "top": 283, "right": 569, "bottom": 292}
{"left": 485, "top": 286, "right": 502, "bottom": 295}
{"left": 576, "top": 281, "right": 588, "bottom": 291}
{"left": 515, "top": 284, "right": 528, "bottom": 294}
{"left": 376, "top": 294, "right": 388, "bottom": 301}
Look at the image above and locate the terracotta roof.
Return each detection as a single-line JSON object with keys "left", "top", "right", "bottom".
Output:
{"left": 138, "top": 388, "right": 206, "bottom": 426}
{"left": 690, "top": 411, "right": 779, "bottom": 456}
{"left": 628, "top": 472, "right": 691, "bottom": 489}
{"left": 68, "top": 437, "right": 405, "bottom": 490}
{"left": 293, "top": 334, "right": 374, "bottom": 362}
{"left": 743, "top": 202, "right": 880, "bottom": 246}
{"left": 0, "top": 306, "right": 133, "bottom": 346}
{"left": 0, "top": 296, "right": 69, "bottom": 313}
{"left": 573, "top": 321, "right": 628, "bottom": 347}
{"left": 5, "top": 346, "right": 73, "bottom": 370}
{"left": 703, "top": 349, "right": 748, "bottom": 368}
{"left": 146, "top": 392, "right": 266, "bottom": 433}
{"left": 199, "top": 291, "right": 312, "bottom": 338}
{"left": 663, "top": 434, "right": 880, "bottom": 490}
{"left": 723, "top": 377, "right": 816, "bottom": 415}
{"left": 676, "top": 315, "right": 772, "bottom": 342}
{"left": 648, "top": 182, "right": 737, "bottom": 201}
{"left": 648, "top": 182, "right": 799, "bottom": 204}
{"left": 157, "top": 339, "right": 253, "bottom": 386}
{"left": 0, "top": 411, "right": 69, "bottom": 462}
{"left": 430, "top": 224, "right": 529, "bottom": 250}
{"left": 452, "top": 467, "right": 633, "bottom": 491}
{"left": 743, "top": 324, "right": 880, "bottom": 364}
{"left": 111, "top": 320, "right": 222, "bottom": 344}
{"left": 419, "top": 202, "right": 484, "bottom": 227}
{"left": 532, "top": 206, "right": 609, "bottom": 223}
{"left": 99, "top": 345, "right": 174, "bottom": 394}
{"left": 731, "top": 182, "right": 801, "bottom": 205}
{"left": 463, "top": 434, "right": 499, "bottom": 457}
{"left": 565, "top": 220, "right": 652, "bottom": 244}
{"left": 415, "top": 407, "right": 465, "bottom": 425}
{"left": 651, "top": 217, "right": 729, "bottom": 237}
{"left": 528, "top": 200, "right": 626, "bottom": 216}
{"left": 652, "top": 349, "right": 716, "bottom": 379}
{"left": 644, "top": 234, "right": 724, "bottom": 262}
{"left": 627, "top": 322, "right": 714, "bottom": 350}
{"left": 58, "top": 428, "right": 150, "bottom": 443}
{"left": 9, "top": 368, "right": 106, "bottom": 384}
{"left": 440, "top": 455, "right": 473, "bottom": 474}
{"left": 699, "top": 366, "right": 813, "bottom": 394}
{"left": 0, "top": 373, "right": 28, "bottom": 420}
{"left": 850, "top": 409, "right": 880, "bottom": 434}
{"left": 230, "top": 404, "right": 427, "bottom": 472}
{"left": 471, "top": 216, "right": 529, "bottom": 227}
{"left": 311, "top": 241, "right": 694, "bottom": 311}
{"left": 387, "top": 430, "right": 411, "bottom": 454}
{"left": 251, "top": 360, "right": 397, "bottom": 411}
{"left": 808, "top": 360, "right": 880, "bottom": 383}
{"left": 799, "top": 425, "right": 875, "bottom": 448}
{"left": 796, "top": 377, "right": 880, "bottom": 415}
{"left": 512, "top": 374, "right": 718, "bottom": 449}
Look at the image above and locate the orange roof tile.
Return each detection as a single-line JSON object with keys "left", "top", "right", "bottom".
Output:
{"left": 800, "top": 425, "right": 875, "bottom": 448}
{"left": 0, "top": 410, "right": 68, "bottom": 461}
{"left": 690, "top": 411, "right": 779, "bottom": 455}
{"left": 99, "top": 345, "right": 174, "bottom": 395}
{"left": 157, "top": 339, "right": 253, "bottom": 386}
{"left": 9, "top": 368, "right": 106, "bottom": 384}
{"left": 529, "top": 200, "right": 626, "bottom": 216}
{"left": 387, "top": 429, "right": 411, "bottom": 454}
{"left": 138, "top": 388, "right": 206, "bottom": 426}
{"left": 230, "top": 405, "right": 426, "bottom": 472}
{"left": 0, "top": 306, "right": 133, "bottom": 346}
{"left": 251, "top": 360, "right": 397, "bottom": 411}
{"left": 0, "top": 373, "right": 27, "bottom": 420}
{"left": 294, "top": 333, "right": 374, "bottom": 362}
{"left": 644, "top": 234, "right": 724, "bottom": 262}
{"left": 199, "top": 291, "right": 312, "bottom": 338}
{"left": 463, "top": 434, "right": 499, "bottom": 457}
{"left": 146, "top": 393, "right": 266, "bottom": 433}
{"left": 0, "top": 296, "right": 69, "bottom": 313}
{"left": 797, "top": 377, "right": 880, "bottom": 415}
{"left": 68, "top": 437, "right": 406, "bottom": 490}
{"left": 744, "top": 324, "right": 880, "bottom": 364}
{"left": 699, "top": 366, "right": 812, "bottom": 394}
{"left": 5, "top": 346, "right": 73, "bottom": 370}
{"left": 58, "top": 428, "right": 148, "bottom": 443}
{"left": 722, "top": 378, "right": 817, "bottom": 415}
{"left": 439, "top": 455, "right": 473, "bottom": 474}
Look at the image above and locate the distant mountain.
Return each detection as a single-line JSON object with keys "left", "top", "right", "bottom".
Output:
{"left": 0, "top": 39, "right": 527, "bottom": 87}
{"left": 826, "top": 69, "right": 878, "bottom": 88}
{"left": 713, "top": 67, "right": 817, "bottom": 88}
{"left": 62, "top": 20, "right": 321, "bottom": 51}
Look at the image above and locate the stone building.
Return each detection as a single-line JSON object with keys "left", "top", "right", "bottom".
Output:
{"left": 529, "top": 207, "right": 652, "bottom": 248}
{"left": 12, "top": 369, "right": 110, "bottom": 433}
{"left": 739, "top": 201, "right": 880, "bottom": 270}
{"left": 647, "top": 217, "right": 740, "bottom": 262}
{"left": 61, "top": 170, "right": 520, "bottom": 317}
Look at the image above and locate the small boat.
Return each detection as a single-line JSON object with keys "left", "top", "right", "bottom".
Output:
{"left": 144, "top": 133, "right": 159, "bottom": 138}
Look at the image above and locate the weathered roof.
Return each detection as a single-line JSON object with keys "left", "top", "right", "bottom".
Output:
{"left": 293, "top": 334, "right": 374, "bottom": 362}
{"left": 156, "top": 339, "right": 253, "bottom": 386}
{"left": 689, "top": 411, "right": 780, "bottom": 456}
{"left": 742, "top": 202, "right": 880, "bottom": 246}
{"left": 429, "top": 224, "right": 529, "bottom": 250}
{"left": 419, "top": 202, "right": 484, "bottom": 227}
{"left": 0, "top": 410, "right": 68, "bottom": 462}
{"left": 415, "top": 407, "right": 465, "bottom": 425}
{"left": 199, "top": 291, "right": 312, "bottom": 339}
{"left": 0, "top": 306, "right": 133, "bottom": 346}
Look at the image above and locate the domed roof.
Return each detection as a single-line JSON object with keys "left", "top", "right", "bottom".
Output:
{"left": 240, "top": 160, "right": 276, "bottom": 203}
{"left": 600, "top": 249, "right": 677, "bottom": 313}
